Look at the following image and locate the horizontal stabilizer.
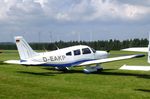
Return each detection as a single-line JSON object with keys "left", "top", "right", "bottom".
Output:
{"left": 120, "top": 64, "right": 150, "bottom": 71}
{"left": 20, "top": 61, "right": 45, "bottom": 66}
{"left": 4, "top": 60, "right": 45, "bottom": 66}
{"left": 4, "top": 60, "right": 20, "bottom": 64}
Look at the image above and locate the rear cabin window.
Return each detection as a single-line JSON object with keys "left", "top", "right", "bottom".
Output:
{"left": 82, "top": 48, "right": 91, "bottom": 54}
{"left": 66, "top": 52, "right": 72, "bottom": 56}
{"left": 74, "top": 49, "right": 81, "bottom": 56}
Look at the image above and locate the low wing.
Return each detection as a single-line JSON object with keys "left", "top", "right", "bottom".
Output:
{"left": 121, "top": 47, "right": 148, "bottom": 52}
{"left": 4, "top": 60, "right": 45, "bottom": 65}
{"left": 78, "top": 54, "right": 144, "bottom": 66}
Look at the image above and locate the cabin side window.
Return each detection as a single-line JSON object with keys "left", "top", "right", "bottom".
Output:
{"left": 66, "top": 52, "right": 72, "bottom": 56}
{"left": 74, "top": 49, "right": 81, "bottom": 56}
{"left": 82, "top": 48, "right": 91, "bottom": 54}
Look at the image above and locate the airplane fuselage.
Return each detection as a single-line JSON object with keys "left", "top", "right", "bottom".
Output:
{"left": 27, "top": 45, "right": 108, "bottom": 67}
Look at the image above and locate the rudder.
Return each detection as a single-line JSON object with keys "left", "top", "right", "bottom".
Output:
{"left": 15, "top": 36, "right": 37, "bottom": 60}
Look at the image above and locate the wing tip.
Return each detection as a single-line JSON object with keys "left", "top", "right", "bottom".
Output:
{"left": 134, "top": 54, "right": 145, "bottom": 58}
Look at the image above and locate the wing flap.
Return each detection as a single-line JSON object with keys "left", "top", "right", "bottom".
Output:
{"left": 78, "top": 54, "right": 144, "bottom": 66}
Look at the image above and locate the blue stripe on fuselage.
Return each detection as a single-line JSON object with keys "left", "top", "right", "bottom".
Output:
{"left": 20, "top": 60, "right": 27, "bottom": 62}
{"left": 41, "top": 59, "right": 94, "bottom": 67}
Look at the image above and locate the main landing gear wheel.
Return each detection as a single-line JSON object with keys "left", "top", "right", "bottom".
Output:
{"left": 83, "top": 64, "right": 103, "bottom": 73}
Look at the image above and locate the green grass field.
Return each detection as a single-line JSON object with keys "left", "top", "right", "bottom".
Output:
{"left": 0, "top": 50, "right": 150, "bottom": 99}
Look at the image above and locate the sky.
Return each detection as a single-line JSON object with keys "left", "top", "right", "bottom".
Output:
{"left": 0, "top": 0, "right": 150, "bottom": 42}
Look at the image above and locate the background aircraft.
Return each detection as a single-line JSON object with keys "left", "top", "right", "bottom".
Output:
{"left": 4, "top": 36, "right": 144, "bottom": 73}
{"left": 122, "top": 47, "right": 148, "bottom": 52}
{"left": 120, "top": 46, "right": 150, "bottom": 71}
{"left": 122, "top": 34, "right": 150, "bottom": 63}
{"left": 122, "top": 47, "right": 149, "bottom": 63}
{"left": 120, "top": 34, "right": 150, "bottom": 71}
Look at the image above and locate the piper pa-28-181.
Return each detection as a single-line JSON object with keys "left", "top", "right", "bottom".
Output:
{"left": 4, "top": 36, "right": 144, "bottom": 73}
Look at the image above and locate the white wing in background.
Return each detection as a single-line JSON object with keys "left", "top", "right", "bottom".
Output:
{"left": 121, "top": 47, "right": 148, "bottom": 52}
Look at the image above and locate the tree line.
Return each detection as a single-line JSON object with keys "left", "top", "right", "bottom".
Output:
{"left": 0, "top": 38, "right": 148, "bottom": 50}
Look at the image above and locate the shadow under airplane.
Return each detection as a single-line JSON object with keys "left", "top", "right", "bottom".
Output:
{"left": 95, "top": 70, "right": 150, "bottom": 79}
{"left": 17, "top": 71, "right": 56, "bottom": 76}
{"left": 135, "top": 89, "right": 150, "bottom": 93}
{"left": 16, "top": 67, "right": 150, "bottom": 80}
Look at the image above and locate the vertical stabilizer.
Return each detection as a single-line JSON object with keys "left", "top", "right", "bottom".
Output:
{"left": 148, "top": 33, "right": 150, "bottom": 63}
{"left": 15, "top": 36, "right": 37, "bottom": 60}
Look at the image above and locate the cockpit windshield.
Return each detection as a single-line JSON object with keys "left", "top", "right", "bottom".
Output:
{"left": 82, "top": 48, "right": 91, "bottom": 54}
{"left": 91, "top": 48, "right": 96, "bottom": 53}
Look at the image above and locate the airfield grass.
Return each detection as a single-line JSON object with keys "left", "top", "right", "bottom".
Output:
{"left": 0, "top": 50, "right": 150, "bottom": 99}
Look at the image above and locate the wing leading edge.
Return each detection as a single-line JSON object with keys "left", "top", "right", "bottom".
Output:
{"left": 78, "top": 54, "right": 144, "bottom": 66}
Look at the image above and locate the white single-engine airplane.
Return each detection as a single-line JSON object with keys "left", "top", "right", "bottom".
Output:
{"left": 4, "top": 36, "right": 144, "bottom": 73}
